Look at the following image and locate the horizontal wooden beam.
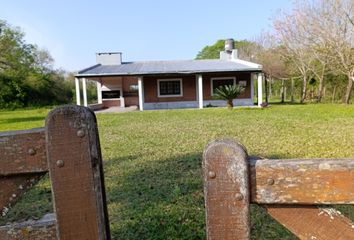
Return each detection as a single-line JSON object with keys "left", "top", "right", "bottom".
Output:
{"left": 250, "top": 158, "right": 354, "bottom": 204}
{"left": 266, "top": 205, "right": 354, "bottom": 240}
{"left": 0, "top": 173, "right": 46, "bottom": 212}
{"left": 0, "top": 128, "right": 48, "bottom": 176}
{"left": 0, "top": 213, "right": 56, "bottom": 239}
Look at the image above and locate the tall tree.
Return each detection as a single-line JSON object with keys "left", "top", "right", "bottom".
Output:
{"left": 0, "top": 20, "right": 73, "bottom": 108}
{"left": 312, "top": 0, "right": 354, "bottom": 104}
{"left": 274, "top": 0, "right": 354, "bottom": 104}
{"left": 273, "top": 9, "right": 314, "bottom": 103}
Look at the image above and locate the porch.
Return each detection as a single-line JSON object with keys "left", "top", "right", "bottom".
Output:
{"left": 74, "top": 72, "right": 264, "bottom": 111}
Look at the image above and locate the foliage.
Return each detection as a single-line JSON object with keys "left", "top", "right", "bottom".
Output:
{"left": 0, "top": 20, "right": 73, "bottom": 108}
{"left": 214, "top": 84, "right": 245, "bottom": 109}
{"left": 273, "top": 0, "right": 354, "bottom": 104}
{"left": 195, "top": 0, "right": 353, "bottom": 104}
{"left": 195, "top": 39, "right": 256, "bottom": 60}
{"left": 1, "top": 104, "right": 353, "bottom": 239}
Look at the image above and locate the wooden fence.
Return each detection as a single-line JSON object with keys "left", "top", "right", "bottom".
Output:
{"left": 0, "top": 105, "right": 110, "bottom": 240}
{"left": 0, "top": 105, "right": 353, "bottom": 239}
{"left": 203, "top": 139, "right": 354, "bottom": 239}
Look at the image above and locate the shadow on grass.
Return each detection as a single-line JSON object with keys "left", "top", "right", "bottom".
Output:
{"left": 103, "top": 152, "right": 297, "bottom": 240}
{"left": 268, "top": 101, "right": 304, "bottom": 106}
{"left": 0, "top": 116, "right": 45, "bottom": 124}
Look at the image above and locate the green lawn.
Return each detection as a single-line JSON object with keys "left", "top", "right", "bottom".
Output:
{"left": 1, "top": 104, "right": 353, "bottom": 239}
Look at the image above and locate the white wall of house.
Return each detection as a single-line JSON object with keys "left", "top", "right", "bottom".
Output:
{"left": 143, "top": 99, "right": 253, "bottom": 110}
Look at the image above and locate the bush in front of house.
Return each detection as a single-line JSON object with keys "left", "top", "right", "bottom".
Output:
{"left": 214, "top": 84, "right": 245, "bottom": 109}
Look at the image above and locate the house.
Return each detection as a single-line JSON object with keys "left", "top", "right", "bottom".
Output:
{"left": 75, "top": 39, "right": 264, "bottom": 111}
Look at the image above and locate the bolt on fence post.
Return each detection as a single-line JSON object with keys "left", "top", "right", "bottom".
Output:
{"left": 45, "top": 105, "right": 110, "bottom": 240}
{"left": 203, "top": 139, "right": 250, "bottom": 240}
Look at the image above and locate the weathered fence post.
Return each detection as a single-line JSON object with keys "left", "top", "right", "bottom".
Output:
{"left": 203, "top": 139, "right": 250, "bottom": 240}
{"left": 45, "top": 105, "right": 110, "bottom": 240}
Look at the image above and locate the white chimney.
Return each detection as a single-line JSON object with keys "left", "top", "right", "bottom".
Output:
{"left": 220, "top": 39, "right": 238, "bottom": 61}
{"left": 96, "top": 52, "right": 122, "bottom": 65}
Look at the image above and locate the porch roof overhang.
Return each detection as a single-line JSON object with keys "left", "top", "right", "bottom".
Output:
{"left": 75, "top": 59, "right": 262, "bottom": 78}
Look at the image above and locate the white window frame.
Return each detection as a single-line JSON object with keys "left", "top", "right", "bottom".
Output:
{"left": 210, "top": 77, "right": 236, "bottom": 96}
{"left": 157, "top": 78, "right": 183, "bottom": 98}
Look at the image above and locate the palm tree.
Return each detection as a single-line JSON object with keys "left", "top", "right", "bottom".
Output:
{"left": 214, "top": 85, "right": 245, "bottom": 109}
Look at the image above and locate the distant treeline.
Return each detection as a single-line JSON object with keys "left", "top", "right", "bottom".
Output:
{"left": 196, "top": 0, "right": 353, "bottom": 104}
{"left": 0, "top": 20, "right": 75, "bottom": 109}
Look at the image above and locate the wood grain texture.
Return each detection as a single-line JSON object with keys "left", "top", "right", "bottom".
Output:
{"left": 203, "top": 139, "right": 250, "bottom": 240}
{"left": 0, "top": 173, "right": 45, "bottom": 215}
{"left": 0, "top": 128, "right": 47, "bottom": 176}
{"left": 45, "top": 105, "right": 110, "bottom": 240}
{"left": 250, "top": 158, "right": 354, "bottom": 204}
{"left": 266, "top": 205, "right": 354, "bottom": 240}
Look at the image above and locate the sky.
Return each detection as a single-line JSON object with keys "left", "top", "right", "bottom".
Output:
{"left": 1, "top": 0, "right": 292, "bottom": 72}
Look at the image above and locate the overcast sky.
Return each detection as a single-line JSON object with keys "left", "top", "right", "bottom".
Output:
{"left": 1, "top": 0, "right": 292, "bottom": 72}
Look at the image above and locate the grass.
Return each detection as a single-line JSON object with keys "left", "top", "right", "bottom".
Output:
{"left": 1, "top": 104, "right": 354, "bottom": 239}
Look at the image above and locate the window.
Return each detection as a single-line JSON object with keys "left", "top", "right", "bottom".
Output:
{"left": 211, "top": 77, "right": 236, "bottom": 95}
{"left": 238, "top": 80, "right": 247, "bottom": 87}
{"left": 158, "top": 79, "right": 183, "bottom": 97}
{"left": 129, "top": 84, "right": 139, "bottom": 92}
{"left": 102, "top": 90, "right": 121, "bottom": 99}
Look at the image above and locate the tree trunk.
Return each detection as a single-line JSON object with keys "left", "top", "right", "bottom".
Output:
{"left": 227, "top": 99, "right": 233, "bottom": 110}
{"left": 344, "top": 72, "right": 354, "bottom": 104}
{"left": 291, "top": 78, "right": 295, "bottom": 103}
{"left": 265, "top": 77, "right": 269, "bottom": 103}
{"left": 300, "top": 76, "right": 307, "bottom": 103}
{"left": 317, "top": 76, "right": 324, "bottom": 103}
{"left": 269, "top": 78, "right": 272, "bottom": 98}
{"left": 281, "top": 79, "right": 285, "bottom": 103}
{"left": 332, "top": 86, "right": 336, "bottom": 103}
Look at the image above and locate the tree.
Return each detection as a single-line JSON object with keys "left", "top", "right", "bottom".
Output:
{"left": 195, "top": 39, "right": 257, "bottom": 60}
{"left": 0, "top": 20, "right": 35, "bottom": 107}
{"left": 0, "top": 19, "right": 73, "bottom": 108}
{"left": 273, "top": 0, "right": 354, "bottom": 104}
{"left": 273, "top": 10, "right": 314, "bottom": 103}
{"left": 311, "top": 0, "right": 354, "bottom": 104}
{"left": 214, "top": 85, "right": 245, "bottom": 109}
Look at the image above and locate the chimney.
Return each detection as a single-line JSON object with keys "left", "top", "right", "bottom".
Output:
{"left": 220, "top": 39, "right": 238, "bottom": 60}
{"left": 224, "top": 38, "right": 234, "bottom": 53}
{"left": 96, "top": 52, "right": 122, "bottom": 65}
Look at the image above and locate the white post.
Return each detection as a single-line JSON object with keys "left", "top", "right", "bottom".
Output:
{"left": 82, "top": 78, "right": 88, "bottom": 107}
{"left": 257, "top": 73, "right": 263, "bottom": 107}
{"left": 75, "top": 78, "right": 81, "bottom": 105}
{"left": 250, "top": 73, "right": 255, "bottom": 104}
{"left": 138, "top": 76, "right": 144, "bottom": 111}
{"left": 197, "top": 74, "right": 203, "bottom": 109}
{"left": 96, "top": 81, "right": 102, "bottom": 104}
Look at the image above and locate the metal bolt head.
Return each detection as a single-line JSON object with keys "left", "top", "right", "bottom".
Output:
{"left": 266, "top": 178, "right": 275, "bottom": 185}
{"left": 56, "top": 160, "right": 64, "bottom": 168}
{"left": 28, "top": 148, "right": 36, "bottom": 156}
{"left": 208, "top": 171, "right": 216, "bottom": 179}
{"left": 77, "top": 129, "right": 85, "bottom": 138}
{"left": 235, "top": 193, "right": 244, "bottom": 201}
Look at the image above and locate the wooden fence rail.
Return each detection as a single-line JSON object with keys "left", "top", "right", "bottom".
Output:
{"left": 203, "top": 139, "right": 354, "bottom": 240}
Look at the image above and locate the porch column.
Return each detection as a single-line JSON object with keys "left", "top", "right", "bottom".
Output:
{"left": 257, "top": 73, "right": 263, "bottom": 107}
{"left": 96, "top": 81, "right": 102, "bottom": 104}
{"left": 138, "top": 76, "right": 144, "bottom": 111}
{"left": 197, "top": 74, "right": 203, "bottom": 109}
{"left": 250, "top": 73, "right": 255, "bottom": 104}
{"left": 82, "top": 78, "right": 88, "bottom": 107}
{"left": 75, "top": 77, "right": 81, "bottom": 105}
